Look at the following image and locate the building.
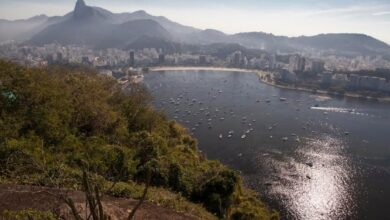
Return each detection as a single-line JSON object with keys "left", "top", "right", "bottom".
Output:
{"left": 129, "top": 51, "right": 135, "bottom": 66}
{"left": 321, "top": 72, "right": 333, "bottom": 85}
{"left": 289, "top": 55, "right": 306, "bottom": 73}
{"left": 279, "top": 69, "right": 297, "bottom": 83}
{"left": 309, "top": 60, "right": 325, "bottom": 73}
{"left": 269, "top": 54, "right": 276, "bottom": 70}
{"left": 332, "top": 74, "right": 349, "bottom": 86}
{"left": 232, "top": 51, "right": 242, "bottom": 67}
{"left": 242, "top": 56, "right": 248, "bottom": 67}
{"left": 158, "top": 54, "right": 165, "bottom": 64}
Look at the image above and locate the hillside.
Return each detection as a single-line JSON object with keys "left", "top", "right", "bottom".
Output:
{"left": 0, "top": 60, "right": 279, "bottom": 220}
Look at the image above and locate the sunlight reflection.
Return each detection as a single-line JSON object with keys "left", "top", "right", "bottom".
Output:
{"left": 291, "top": 136, "right": 356, "bottom": 220}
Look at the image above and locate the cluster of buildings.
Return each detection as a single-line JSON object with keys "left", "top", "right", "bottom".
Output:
{"left": 0, "top": 42, "right": 222, "bottom": 70}
{"left": 227, "top": 51, "right": 279, "bottom": 70}
{"left": 275, "top": 55, "right": 325, "bottom": 83}
{"left": 273, "top": 54, "right": 390, "bottom": 94}
{"left": 1, "top": 42, "right": 389, "bottom": 94}
{"left": 322, "top": 73, "right": 390, "bottom": 92}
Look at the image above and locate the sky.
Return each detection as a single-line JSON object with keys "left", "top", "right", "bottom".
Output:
{"left": 1, "top": 0, "right": 390, "bottom": 43}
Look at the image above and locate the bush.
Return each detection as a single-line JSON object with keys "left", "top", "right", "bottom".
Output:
{"left": 0, "top": 209, "right": 58, "bottom": 220}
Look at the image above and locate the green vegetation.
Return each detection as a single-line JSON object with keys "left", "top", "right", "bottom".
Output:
{"left": 0, "top": 209, "right": 58, "bottom": 220}
{"left": 0, "top": 60, "right": 278, "bottom": 219}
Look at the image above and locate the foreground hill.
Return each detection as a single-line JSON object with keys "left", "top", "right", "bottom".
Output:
{"left": 0, "top": 60, "right": 278, "bottom": 220}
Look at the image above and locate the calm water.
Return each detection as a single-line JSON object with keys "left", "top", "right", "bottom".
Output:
{"left": 143, "top": 70, "right": 390, "bottom": 220}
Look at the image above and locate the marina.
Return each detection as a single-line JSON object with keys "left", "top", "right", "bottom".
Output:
{"left": 143, "top": 69, "right": 390, "bottom": 220}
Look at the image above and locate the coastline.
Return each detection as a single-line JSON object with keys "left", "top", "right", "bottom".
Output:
{"left": 256, "top": 71, "right": 390, "bottom": 103}
{"left": 149, "top": 66, "right": 255, "bottom": 73}
{"left": 148, "top": 66, "right": 390, "bottom": 103}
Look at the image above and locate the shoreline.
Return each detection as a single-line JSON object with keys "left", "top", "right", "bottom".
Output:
{"left": 149, "top": 66, "right": 255, "bottom": 73}
{"left": 148, "top": 66, "right": 390, "bottom": 103}
{"left": 256, "top": 71, "right": 390, "bottom": 103}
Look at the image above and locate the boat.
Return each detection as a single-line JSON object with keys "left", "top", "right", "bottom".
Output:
{"left": 280, "top": 98, "right": 287, "bottom": 101}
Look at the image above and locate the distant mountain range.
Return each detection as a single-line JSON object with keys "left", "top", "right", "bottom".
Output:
{"left": 1, "top": 0, "right": 389, "bottom": 57}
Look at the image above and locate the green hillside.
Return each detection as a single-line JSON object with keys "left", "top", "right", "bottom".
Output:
{"left": 0, "top": 60, "right": 278, "bottom": 220}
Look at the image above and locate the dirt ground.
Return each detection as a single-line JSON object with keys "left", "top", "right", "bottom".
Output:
{"left": 0, "top": 184, "right": 203, "bottom": 220}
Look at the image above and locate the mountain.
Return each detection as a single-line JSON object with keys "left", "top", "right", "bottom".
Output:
{"left": 184, "top": 29, "right": 230, "bottom": 45}
{"left": 234, "top": 32, "right": 390, "bottom": 56}
{"left": 111, "top": 10, "right": 199, "bottom": 40}
{"left": 0, "top": 15, "right": 64, "bottom": 42}
{"left": 98, "top": 19, "right": 171, "bottom": 49}
{"left": 2, "top": 0, "right": 389, "bottom": 57}
{"left": 127, "top": 36, "right": 190, "bottom": 53}
{"left": 28, "top": 0, "right": 171, "bottom": 48}
{"left": 289, "top": 33, "right": 390, "bottom": 56}
{"left": 231, "top": 32, "right": 292, "bottom": 52}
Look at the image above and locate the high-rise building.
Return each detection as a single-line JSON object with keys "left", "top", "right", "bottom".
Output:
{"left": 289, "top": 55, "right": 306, "bottom": 73}
{"left": 232, "top": 51, "right": 242, "bottom": 67}
{"left": 158, "top": 54, "right": 165, "bottom": 64}
{"left": 129, "top": 51, "right": 135, "bottom": 66}
{"left": 269, "top": 54, "right": 276, "bottom": 70}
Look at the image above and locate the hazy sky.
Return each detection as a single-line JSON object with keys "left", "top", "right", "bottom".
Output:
{"left": 1, "top": 0, "right": 390, "bottom": 43}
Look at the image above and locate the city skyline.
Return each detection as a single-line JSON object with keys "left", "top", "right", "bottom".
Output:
{"left": 0, "top": 0, "right": 390, "bottom": 44}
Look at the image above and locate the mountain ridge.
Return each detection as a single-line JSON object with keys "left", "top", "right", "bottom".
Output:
{"left": 1, "top": 0, "right": 389, "bottom": 56}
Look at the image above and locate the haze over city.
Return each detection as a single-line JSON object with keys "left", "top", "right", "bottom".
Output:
{"left": 1, "top": 0, "right": 390, "bottom": 43}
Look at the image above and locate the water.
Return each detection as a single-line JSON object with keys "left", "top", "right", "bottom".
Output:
{"left": 142, "top": 70, "right": 390, "bottom": 220}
